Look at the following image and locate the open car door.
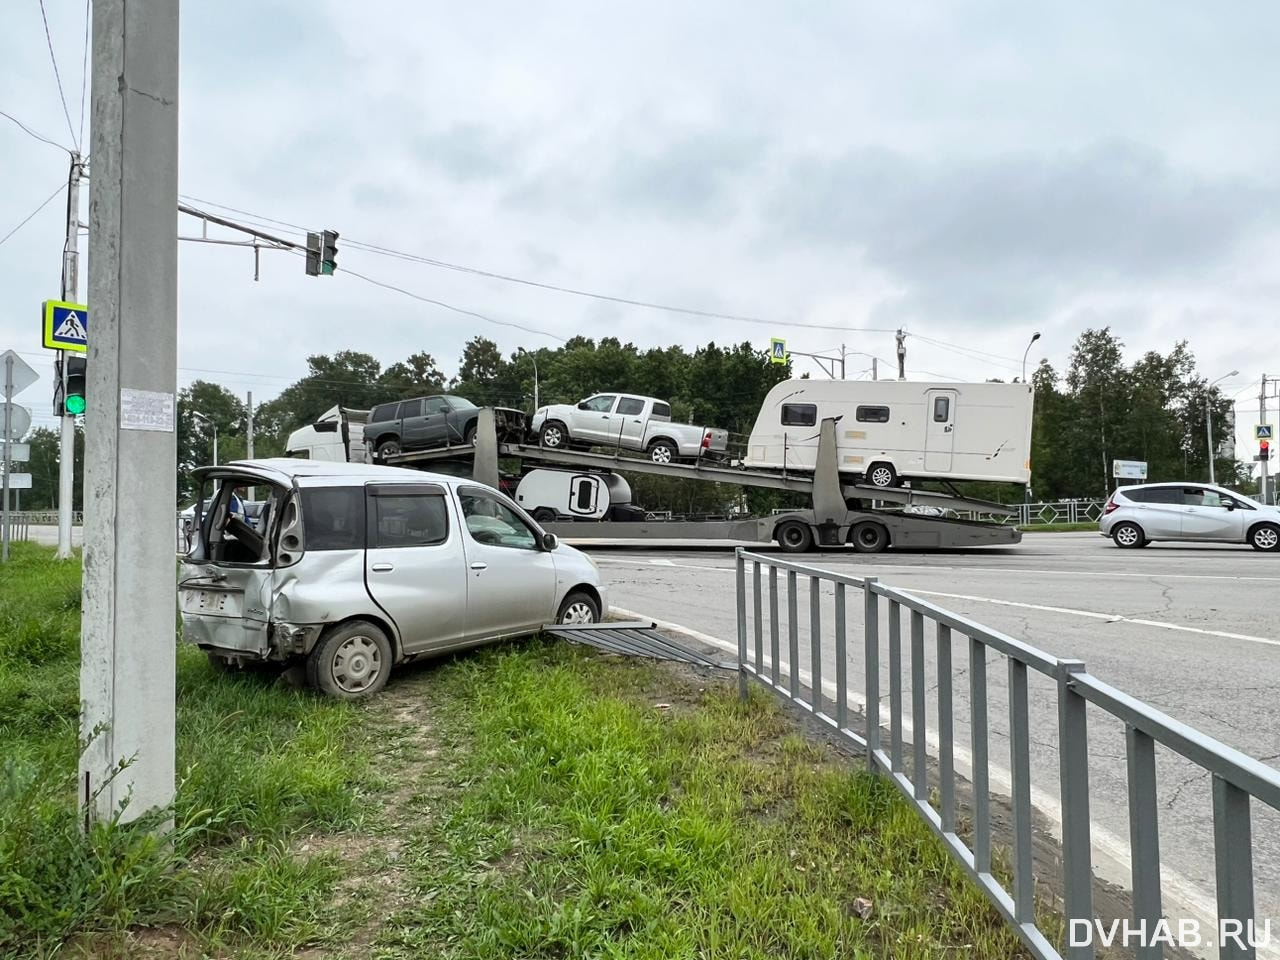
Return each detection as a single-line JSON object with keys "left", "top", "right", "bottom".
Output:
{"left": 179, "top": 466, "right": 294, "bottom": 660}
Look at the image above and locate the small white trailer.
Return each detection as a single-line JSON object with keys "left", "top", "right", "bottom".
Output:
{"left": 745, "top": 379, "right": 1033, "bottom": 488}
{"left": 514, "top": 469, "right": 641, "bottom": 523}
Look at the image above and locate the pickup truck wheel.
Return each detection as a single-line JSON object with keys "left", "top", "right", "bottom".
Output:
{"left": 775, "top": 520, "right": 814, "bottom": 553}
{"left": 648, "top": 439, "right": 677, "bottom": 464}
{"left": 867, "top": 462, "right": 898, "bottom": 488}
{"left": 306, "top": 620, "right": 392, "bottom": 700}
{"left": 539, "top": 421, "right": 568, "bottom": 449}
{"left": 850, "top": 521, "right": 890, "bottom": 554}
{"left": 376, "top": 438, "right": 401, "bottom": 461}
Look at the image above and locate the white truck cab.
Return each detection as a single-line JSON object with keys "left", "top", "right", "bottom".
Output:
{"left": 284, "top": 406, "right": 370, "bottom": 462}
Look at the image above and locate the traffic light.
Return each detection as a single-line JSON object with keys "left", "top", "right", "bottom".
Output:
{"left": 305, "top": 229, "right": 338, "bottom": 276}
{"left": 54, "top": 355, "right": 87, "bottom": 416}
{"left": 1263, "top": 439, "right": 1272, "bottom": 461}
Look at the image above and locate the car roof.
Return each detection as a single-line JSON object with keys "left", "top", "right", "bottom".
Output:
{"left": 220, "top": 458, "right": 464, "bottom": 487}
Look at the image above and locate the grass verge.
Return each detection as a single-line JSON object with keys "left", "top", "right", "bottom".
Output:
{"left": 1018, "top": 521, "right": 1099, "bottom": 533}
{"left": 2, "top": 542, "right": 1040, "bottom": 958}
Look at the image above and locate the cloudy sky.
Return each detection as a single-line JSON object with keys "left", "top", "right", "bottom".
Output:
{"left": 3, "top": 1, "right": 1279, "bottom": 448}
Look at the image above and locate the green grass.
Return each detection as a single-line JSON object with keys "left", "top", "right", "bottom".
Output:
{"left": 369, "top": 644, "right": 1033, "bottom": 959}
{"left": 0, "top": 543, "right": 371, "bottom": 958}
{"left": 1, "top": 543, "right": 1041, "bottom": 959}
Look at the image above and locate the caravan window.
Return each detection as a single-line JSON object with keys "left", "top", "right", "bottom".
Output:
{"left": 780, "top": 403, "right": 817, "bottom": 427}
{"left": 855, "top": 405, "right": 890, "bottom": 423}
{"left": 933, "top": 397, "right": 951, "bottom": 422}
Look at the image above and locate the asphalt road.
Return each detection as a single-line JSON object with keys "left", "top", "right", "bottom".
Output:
{"left": 588, "top": 532, "right": 1280, "bottom": 947}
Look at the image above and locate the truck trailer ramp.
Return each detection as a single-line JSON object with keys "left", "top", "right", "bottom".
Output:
{"left": 543, "top": 620, "right": 734, "bottom": 670}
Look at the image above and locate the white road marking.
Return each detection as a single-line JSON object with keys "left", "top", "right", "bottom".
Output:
{"left": 609, "top": 603, "right": 1228, "bottom": 957}
{"left": 908, "top": 588, "right": 1280, "bottom": 648}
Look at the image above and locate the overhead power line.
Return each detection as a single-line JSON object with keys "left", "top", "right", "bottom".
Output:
{"left": 77, "top": 0, "right": 90, "bottom": 147}
{"left": 177, "top": 193, "right": 899, "bottom": 335}
{"left": 37, "top": 0, "right": 78, "bottom": 149}
{"left": 0, "top": 108, "right": 70, "bottom": 152}
{"left": 0, "top": 178, "right": 67, "bottom": 249}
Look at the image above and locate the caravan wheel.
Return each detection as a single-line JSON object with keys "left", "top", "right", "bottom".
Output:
{"left": 867, "top": 462, "right": 898, "bottom": 488}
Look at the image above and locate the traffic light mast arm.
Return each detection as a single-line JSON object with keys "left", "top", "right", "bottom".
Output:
{"left": 178, "top": 203, "right": 337, "bottom": 277}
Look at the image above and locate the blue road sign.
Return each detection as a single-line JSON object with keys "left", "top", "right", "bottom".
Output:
{"left": 42, "top": 301, "right": 89, "bottom": 352}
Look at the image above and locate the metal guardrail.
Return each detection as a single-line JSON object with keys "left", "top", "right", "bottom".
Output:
{"left": 949, "top": 500, "right": 1108, "bottom": 526}
{"left": 733, "top": 548, "right": 1279, "bottom": 960}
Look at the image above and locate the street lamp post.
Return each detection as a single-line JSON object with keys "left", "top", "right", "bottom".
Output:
{"left": 1022, "top": 332, "right": 1042, "bottom": 382}
{"left": 192, "top": 411, "right": 218, "bottom": 465}
{"left": 1205, "top": 370, "right": 1239, "bottom": 485}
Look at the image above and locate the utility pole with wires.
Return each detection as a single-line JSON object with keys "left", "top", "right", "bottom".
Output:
{"left": 896, "top": 328, "right": 906, "bottom": 380}
{"left": 1262, "top": 375, "right": 1270, "bottom": 505}
{"left": 56, "top": 152, "right": 86, "bottom": 560}
{"left": 246, "top": 390, "right": 255, "bottom": 459}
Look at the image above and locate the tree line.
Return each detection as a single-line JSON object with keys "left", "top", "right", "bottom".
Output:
{"left": 9, "top": 329, "right": 1249, "bottom": 512}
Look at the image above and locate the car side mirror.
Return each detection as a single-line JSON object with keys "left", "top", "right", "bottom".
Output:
{"left": 541, "top": 532, "right": 558, "bottom": 551}
{"left": 577, "top": 402, "right": 589, "bottom": 410}
{"left": 1224, "top": 499, "right": 1236, "bottom": 511}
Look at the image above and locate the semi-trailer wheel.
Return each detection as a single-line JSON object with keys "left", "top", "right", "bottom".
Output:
{"left": 850, "top": 521, "right": 890, "bottom": 553}
{"left": 775, "top": 520, "right": 814, "bottom": 553}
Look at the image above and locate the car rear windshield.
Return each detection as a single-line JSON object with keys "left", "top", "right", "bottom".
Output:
{"left": 301, "top": 487, "right": 366, "bottom": 550}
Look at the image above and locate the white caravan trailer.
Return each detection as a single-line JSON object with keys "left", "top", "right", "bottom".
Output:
{"left": 745, "top": 380, "right": 1033, "bottom": 487}
{"left": 284, "top": 406, "right": 370, "bottom": 462}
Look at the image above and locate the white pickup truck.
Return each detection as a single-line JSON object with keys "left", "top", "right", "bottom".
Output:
{"left": 530, "top": 393, "right": 730, "bottom": 463}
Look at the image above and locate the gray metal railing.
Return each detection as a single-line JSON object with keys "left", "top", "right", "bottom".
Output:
{"left": 948, "top": 499, "right": 1108, "bottom": 526}
{"left": 734, "top": 547, "right": 1280, "bottom": 960}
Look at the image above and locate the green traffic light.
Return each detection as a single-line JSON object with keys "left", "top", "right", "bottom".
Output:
{"left": 65, "top": 395, "right": 86, "bottom": 415}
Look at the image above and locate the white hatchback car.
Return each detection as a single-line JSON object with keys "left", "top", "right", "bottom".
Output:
{"left": 180, "top": 459, "right": 607, "bottom": 698}
{"left": 1099, "top": 482, "right": 1280, "bottom": 551}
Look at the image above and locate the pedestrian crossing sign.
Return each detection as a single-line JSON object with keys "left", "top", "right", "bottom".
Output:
{"left": 770, "top": 338, "right": 787, "bottom": 364}
{"left": 42, "top": 300, "right": 89, "bottom": 353}
{"left": 1258, "top": 424, "right": 1274, "bottom": 440}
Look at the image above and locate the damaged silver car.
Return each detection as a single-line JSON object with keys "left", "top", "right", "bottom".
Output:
{"left": 180, "top": 459, "right": 607, "bottom": 699}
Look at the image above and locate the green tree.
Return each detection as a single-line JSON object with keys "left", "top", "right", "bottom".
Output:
{"left": 177, "top": 381, "right": 247, "bottom": 503}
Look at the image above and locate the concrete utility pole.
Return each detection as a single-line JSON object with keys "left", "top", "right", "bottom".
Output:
{"left": 246, "top": 391, "right": 254, "bottom": 459}
{"left": 871, "top": 357, "right": 878, "bottom": 381}
{"left": 896, "top": 328, "right": 906, "bottom": 380}
{"left": 1205, "top": 370, "right": 1237, "bottom": 487}
{"left": 57, "top": 153, "right": 86, "bottom": 560}
{"left": 2, "top": 354, "right": 12, "bottom": 563}
{"left": 80, "top": 0, "right": 179, "bottom": 826}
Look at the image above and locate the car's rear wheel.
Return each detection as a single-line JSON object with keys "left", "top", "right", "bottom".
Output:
{"left": 775, "top": 520, "right": 814, "bottom": 553}
{"left": 1249, "top": 523, "right": 1280, "bottom": 552}
{"left": 463, "top": 422, "right": 477, "bottom": 445}
{"left": 307, "top": 620, "right": 392, "bottom": 700}
{"left": 850, "top": 521, "right": 890, "bottom": 554}
{"left": 539, "top": 421, "right": 568, "bottom": 449}
{"left": 557, "top": 591, "right": 600, "bottom": 625}
{"left": 1111, "top": 522, "right": 1146, "bottom": 549}
{"left": 376, "top": 438, "right": 401, "bottom": 461}
{"left": 648, "top": 439, "right": 677, "bottom": 464}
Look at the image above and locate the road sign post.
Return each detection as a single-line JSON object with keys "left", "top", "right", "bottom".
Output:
{"left": 80, "top": 0, "right": 179, "bottom": 827}
{"left": 1, "top": 350, "right": 38, "bottom": 564}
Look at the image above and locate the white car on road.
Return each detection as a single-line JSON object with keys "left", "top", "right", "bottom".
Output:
{"left": 1099, "top": 482, "right": 1280, "bottom": 551}
{"left": 180, "top": 459, "right": 607, "bottom": 698}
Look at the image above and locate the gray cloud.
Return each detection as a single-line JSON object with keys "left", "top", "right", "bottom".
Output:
{"left": 768, "top": 140, "right": 1280, "bottom": 320}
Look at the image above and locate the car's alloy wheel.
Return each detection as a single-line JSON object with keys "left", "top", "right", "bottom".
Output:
{"left": 1251, "top": 524, "right": 1280, "bottom": 551}
{"left": 540, "top": 423, "right": 565, "bottom": 448}
{"left": 1113, "top": 523, "right": 1143, "bottom": 548}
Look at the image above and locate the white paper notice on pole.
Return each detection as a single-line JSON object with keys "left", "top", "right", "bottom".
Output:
{"left": 120, "top": 388, "right": 175, "bottom": 432}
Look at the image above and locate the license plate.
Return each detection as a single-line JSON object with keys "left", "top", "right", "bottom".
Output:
{"left": 184, "top": 589, "right": 240, "bottom": 615}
